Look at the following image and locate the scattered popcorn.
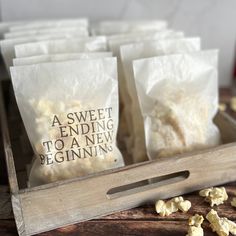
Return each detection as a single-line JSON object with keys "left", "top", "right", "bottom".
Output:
{"left": 155, "top": 199, "right": 178, "bottom": 216}
{"left": 218, "top": 103, "right": 227, "bottom": 112}
{"left": 199, "top": 187, "right": 228, "bottom": 207}
{"left": 231, "top": 198, "right": 236, "bottom": 208}
{"left": 206, "top": 209, "right": 236, "bottom": 236}
{"left": 230, "top": 97, "right": 236, "bottom": 112}
{"left": 189, "top": 214, "right": 204, "bottom": 227}
{"left": 155, "top": 196, "right": 191, "bottom": 216}
{"left": 186, "top": 214, "right": 204, "bottom": 236}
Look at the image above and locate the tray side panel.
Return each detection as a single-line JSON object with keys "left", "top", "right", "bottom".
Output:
{"left": 18, "top": 143, "right": 236, "bottom": 235}
{"left": 0, "top": 81, "right": 19, "bottom": 193}
{"left": 12, "top": 194, "right": 26, "bottom": 236}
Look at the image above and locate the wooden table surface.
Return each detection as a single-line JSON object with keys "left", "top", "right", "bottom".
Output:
{"left": 0, "top": 87, "right": 236, "bottom": 236}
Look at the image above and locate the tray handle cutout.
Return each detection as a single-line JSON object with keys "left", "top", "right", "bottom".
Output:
{"left": 107, "top": 170, "right": 190, "bottom": 199}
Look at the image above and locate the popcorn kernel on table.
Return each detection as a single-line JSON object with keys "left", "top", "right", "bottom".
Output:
{"left": 155, "top": 196, "right": 191, "bottom": 216}
{"left": 206, "top": 209, "right": 236, "bottom": 236}
{"left": 186, "top": 226, "right": 204, "bottom": 236}
{"left": 231, "top": 197, "right": 236, "bottom": 208}
{"left": 186, "top": 214, "right": 204, "bottom": 236}
{"left": 218, "top": 103, "right": 226, "bottom": 112}
{"left": 199, "top": 187, "right": 228, "bottom": 207}
{"left": 189, "top": 214, "right": 204, "bottom": 227}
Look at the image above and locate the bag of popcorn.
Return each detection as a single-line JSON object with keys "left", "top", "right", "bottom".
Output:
{"left": 0, "top": 35, "right": 89, "bottom": 71}
{"left": 13, "top": 52, "right": 112, "bottom": 66}
{"left": 133, "top": 50, "right": 220, "bottom": 160}
{"left": 0, "top": 21, "right": 22, "bottom": 38}
{"left": 108, "top": 30, "right": 184, "bottom": 156}
{"left": 14, "top": 36, "right": 107, "bottom": 58}
{"left": 120, "top": 37, "right": 201, "bottom": 163}
{"left": 10, "top": 58, "right": 124, "bottom": 186}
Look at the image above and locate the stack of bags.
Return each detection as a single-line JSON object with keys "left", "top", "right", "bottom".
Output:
{"left": 92, "top": 20, "right": 220, "bottom": 164}
{"left": 0, "top": 19, "right": 220, "bottom": 186}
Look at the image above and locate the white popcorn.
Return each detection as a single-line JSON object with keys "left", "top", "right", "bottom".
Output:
{"left": 186, "top": 214, "right": 204, "bottom": 236}
{"left": 231, "top": 198, "right": 236, "bottom": 208}
{"left": 148, "top": 90, "right": 215, "bottom": 158}
{"left": 186, "top": 226, "right": 204, "bottom": 236}
{"left": 155, "top": 196, "right": 191, "bottom": 216}
{"left": 155, "top": 199, "right": 178, "bottom": 216}
{"left": 199, "top": 187, "right": 228, "bottom": 207}
{"left": 230, "top": 97, "right": 236, "bottom": 112}
{"left": 10, "top": 58, "right": 124, "bottom": 187}
{"left": 218, "top": 103, "right": 227, "bottom": 112}
{"left": 189, "top": 214, "right": 204, "bottom": 228}
{"left": 206, "top": 209, "right": 236, "bottom": 236}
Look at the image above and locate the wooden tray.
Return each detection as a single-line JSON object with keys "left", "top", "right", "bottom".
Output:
{"left": 1, "top": 81, "right": 236, "bottom": 236}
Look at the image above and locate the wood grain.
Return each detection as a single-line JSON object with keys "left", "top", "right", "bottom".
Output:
{"left": 0, "top": 82, "right": 19, "bottom": 193}
{"left": 0, "top": 186, "right": 13, "bottom": 220}
{"left": 0, "top": 219, "right": 216, "bottom": 236}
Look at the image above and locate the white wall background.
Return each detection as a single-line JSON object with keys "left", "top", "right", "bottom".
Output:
{"left": 1, "top": 0, "right": 235, "bottom": 86}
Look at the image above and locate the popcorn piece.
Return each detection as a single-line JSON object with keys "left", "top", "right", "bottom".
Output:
{"left": 231, "top": 198, "right": 236, "bottom": 208}
{"left": 155, "top": 199, "right": 178, "bottom": 216}
{"left": 147, "top": 85, "right": 220, "bottom": 159}
{"left": 186, "top": 214, "right": 204, "bottom": 236}
{"left": 218, "top": 103, "right": 226, "bottom": 112}
{"left": 186, "top": 226, "right": 204, "bottom": 236}
{"left": 206, "top": 209, "right": 236, "bottom": 236}
{"left": 155, "top": 196, "right": 191, "bottom": 216}
{"left": 199, "top": 187, "right": 228, "bottom": 207}
{"left": 230, "top": 97, "right": 236, "bottom": 112}
{"left": 174, "top": 197, "right": 192, "bottom": 212}
{"left": 189, "top": 214, "right": 204, "bottom": 227}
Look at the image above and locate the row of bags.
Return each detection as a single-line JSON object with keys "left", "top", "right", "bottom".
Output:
{"left": 0, "top": 18, "right": 220, "bottom": 186}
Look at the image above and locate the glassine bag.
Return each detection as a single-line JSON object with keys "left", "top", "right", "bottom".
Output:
{"left": 10, "top": 58, "right": 124, "bottom": 186}
{"left": 133, "top": 50, "right": 221, "bottom": 160}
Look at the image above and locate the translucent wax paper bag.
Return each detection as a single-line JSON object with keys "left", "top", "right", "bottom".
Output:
{"left": 0, "top": 35, "right": 89, "bottom": 71}
{"left": 10, "top": 58, "right": 124, "bottom": 187}
{"left": 9, "top": 18, "right": 88, "bottom": 32}
{"left": 108, "top": 30, "right": 184, "bottom": 153}
{"left": 133, "top": 50, "right": 221, "bottom": 160}
{"left": 91, "top": 20, "right": 167, "bottom": 35}
{"left": 4, "top": 26, "right": 88, "bottom": 39}
{"left": 0, "top": 18, "right": 88, "bottom": 39}
{"left": 13, "top": 52, "right": 112, "bottom": 66}
{"left": 15, "top": 36, "right": 107, "bottom": 58}
{"left": 0, "top": 21, "right": 23, "bottom": 38}
{"left": 120, "top": 37, "right": 201, "bottom": 163}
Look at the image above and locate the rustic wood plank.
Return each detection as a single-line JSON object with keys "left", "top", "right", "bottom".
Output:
{"left": 2, "top": 184, "right": 236, "bottom": 221}
{"left": 0, "top": 82, "right": 19, "bottom": 193}
{"left": 35, "top": 220, "right": 216, "bottom": 236}
{"left": 0, "top": 186, "right": 13, "bottom": 220}
{"left": 0, "top": 220, "right": 17, "bottom": 236}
